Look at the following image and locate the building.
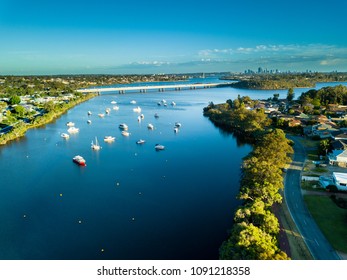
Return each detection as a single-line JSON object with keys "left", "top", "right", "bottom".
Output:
{"left": 332, "top": 172, "right": 347, "bottom": 191}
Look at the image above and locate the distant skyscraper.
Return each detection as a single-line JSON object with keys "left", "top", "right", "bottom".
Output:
{"left": 258, "top": 67, "right": 263, "bottom": 74}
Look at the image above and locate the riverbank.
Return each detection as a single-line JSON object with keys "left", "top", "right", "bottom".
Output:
{"left": 0, "top": 93, "right": 96, "bottom": 145}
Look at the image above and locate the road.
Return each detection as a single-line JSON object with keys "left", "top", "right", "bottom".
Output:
{"left": 285, "top": 136, "right": 340, "bottom": 260}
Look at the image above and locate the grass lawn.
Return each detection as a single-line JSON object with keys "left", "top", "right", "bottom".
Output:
{"left": 304, "top": 195, "right": 347, "bottom": 253}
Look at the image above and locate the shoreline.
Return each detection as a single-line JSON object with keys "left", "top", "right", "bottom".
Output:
{"left": 0, "top": 93, "right": 96, "bottom": 146}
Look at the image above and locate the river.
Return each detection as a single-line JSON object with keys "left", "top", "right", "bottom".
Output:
{"left": 0, "top": 78, "right": 346, "bottom": 260}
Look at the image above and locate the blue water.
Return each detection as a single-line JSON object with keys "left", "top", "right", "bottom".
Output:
{"left": 1, "top": 79, "right": 346, "bottom": 260}
{"left": 0, "top": 84, "right": 251, "bottom": 260}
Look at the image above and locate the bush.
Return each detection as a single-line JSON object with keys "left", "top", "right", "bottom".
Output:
{"left": 327, "top": 185, "right": 338, "bottom": 193}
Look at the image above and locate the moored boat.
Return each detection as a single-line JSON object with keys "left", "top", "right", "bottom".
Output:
{"left": 91, "top": 137, "right": 101, "bottom": 150}
{"left": 73, "top": 155, "right": 86, "bottom": 166}
{"left": 119, "top": 123, "right": 128, "bottom": 130}
{"left": 133, "top": 106, "right": 141, "bottom": 113}
{"left": 147, "top": 123, "right": 154, "bottom": 130}
{"left": 154, "top": 144, "right": 165, "bottom": 150}
{"left": 175, "top": 122, "right": 182, "bottom": 128}
{"left": 121, "top": 131, "right": 130, "bottom": 137}
{"left": 104, "top": 136, "right": 115, "bottom": 142}
{"left": 61, "top": 133, "right": 70, "bottom": 139}
{"left": 67, "top": 127, "right": 79, "bottom": 134}
{"left": 136, "top": 139, "right": 145, "bottom": 144}
{"left": 66, "top": 121, "right": 75, "bottom": 127}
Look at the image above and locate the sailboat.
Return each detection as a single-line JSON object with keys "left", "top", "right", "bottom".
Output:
{"left": 91, "top": 137, "right": 101, "bottom": 150}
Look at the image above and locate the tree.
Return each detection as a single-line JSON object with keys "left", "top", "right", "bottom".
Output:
{"left": 273, "top": 93, "right": 280, "bottom": 101}
{"left": 9, "top": 95, "right": 21, "bottom": 105}
{"left": 287, "top": 88, "right": 295, "bottom": 102}
{"left": 219, "top": 222, "right": 289, "bottom": 260}
{"left": 319, "top": 139, "right": 330, "bottom": 155}
{"left": 14, "top": 105, "right": 26, "bottom": 117}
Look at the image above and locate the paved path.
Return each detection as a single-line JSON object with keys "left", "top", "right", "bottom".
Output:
{"left": 285, "top": 136, "right": 340, "bottom": 260}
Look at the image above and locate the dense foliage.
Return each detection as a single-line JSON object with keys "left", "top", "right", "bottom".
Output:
{"left": 203, "top": 96, "right": 272, "bottom": 140}
{"left": 204, "top": 97, "right": 293, "bottom": 260}
{"left": 299, "top": 85, "right": 347, "bottom": 106}
{"left": 222, "top": 72, "right": 347, "bottom": 90}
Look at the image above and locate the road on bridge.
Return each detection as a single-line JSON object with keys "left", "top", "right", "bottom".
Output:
{"left": 285, "top": 136, "right": 340, "bottom": 260}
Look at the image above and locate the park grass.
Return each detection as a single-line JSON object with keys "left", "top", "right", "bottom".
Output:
{"left": 304, "top": 195, "right": 347, "bottom": 253}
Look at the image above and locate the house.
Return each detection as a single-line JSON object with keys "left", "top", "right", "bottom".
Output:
{"left": 288, "top": 119, "right": 302, "bottom": 127}
{"left": 332, "top": 172, "right": 347, "bottom": 191}
{"left": 328, "top": 149, "right": 347, "bottom": 167}
{"left": 331, "top": 131, "right": 347, "bottom": 141}
{"left": 331, "top": 139, "right": 347, "bottom": 150}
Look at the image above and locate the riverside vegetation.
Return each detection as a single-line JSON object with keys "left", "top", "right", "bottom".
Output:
{"left": 204, "top": 97, "right": 294, "bottom": 259}
{"left": 0, "top": 74, "right": 186, "bottom": 145}
{"left": 222, "top": 72, "right": 347, "bottom": 90}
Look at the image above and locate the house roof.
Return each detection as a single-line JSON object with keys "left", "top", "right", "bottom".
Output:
{"left": 329, "top": 149, "right": 347, "bottom": 161}
{"left": 333, "top": 172, "right": 347, "bottom": 184}
{"left": 331, "top": 139, "right": 347, "bottom": 150}
{"left": 332, "top": 132, "right": 347, "bottom": 140}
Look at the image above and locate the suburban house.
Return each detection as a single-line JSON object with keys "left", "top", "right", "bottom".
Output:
{"left": 328, "top": 149, "right": 347, "bottom": 166}
{"left": 319, "top": 172, "right": 347, "bottom": 191}
{"left": 332, "top": 172, "right": 347, "bottom": 191}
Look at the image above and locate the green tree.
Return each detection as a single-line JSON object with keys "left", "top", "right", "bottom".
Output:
{"left": 9, "top": 95, "right": 21, "bottom": 105}
{"left": 319, "top": 139, "right": 330, "bottom": 155}
{"left": 14, "top": 105, "right": 26, "bottom": 117}
{"left": 219, "top": 222, "right": 289, "bottom": 260}
{"left": 273, "top": 93, "right": 280, "bottom": 101}
{"left": 287, "top": 88, "right": 295, "bottom": 102}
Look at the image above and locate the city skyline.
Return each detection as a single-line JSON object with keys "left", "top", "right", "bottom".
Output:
{"left": 1, "top": 0, "right": 346, "bottom": 75}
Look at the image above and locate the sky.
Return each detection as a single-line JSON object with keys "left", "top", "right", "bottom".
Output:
{"left": 0, "top": 0, "right": 346, "bottom": 75}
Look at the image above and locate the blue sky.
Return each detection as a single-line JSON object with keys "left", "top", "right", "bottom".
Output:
{"left": 0, "top": 0, "right": 346, "bottom": 75}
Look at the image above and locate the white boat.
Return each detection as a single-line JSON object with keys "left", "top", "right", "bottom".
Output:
{"left": 113, "top": 106, "right": 119, "bottom": 110}
{"left": 147, "top": 123, "right": 154, "bottom": 130}
{"left": 111, "top": 101, "right": 117, "bottom": 104}
{"left": 140, "top": 114, "right": 144, "bottom": 119}
{"left": 174, "top": 127, "right": 179, "bottom": 133}
{"left": 171, "top": 101, "right": 176, "bottom": 106}
{"left": 87, "top": 120, "right": 92, "bottom": 124}
{"left": 119, "top": 123, "right": 128, "bottom": 130}
{"left": 66, "top": 121, "right": 75, "bottom": 127}
{"left": 133, "top": 106, "right": 141, "bottom": 113}
{"left": 130, "top": 100, "right": 136, "bottom": 104}
{"left": 61, "top": 133, "right": 70, "bottom": 139}
{"left": 73, "top": 155, "right": 86, "bottom": 166}
{"left": 137, "top": 116, "right": 141, "bottom": 122}
{"left": 91, "top": 137, "right": 101, "bottom": 150}
{"left": 87, "top": 111, "right": 92, "bottom": 115}
{"left": 121, "top": 131, "right": 130, "bottom": 137}
{"left": 105, "top": 108, "right": 111, "bottom": 114}
{"left": 136, "top": 139, "right": 146, "bottom": 144}
{"left": 155, "top": 144, "right": 165, "bottom": 150}
{"left": 104, "top": 136, "right": 115, "bottom": 142}
{"left": 98, "top": 113, "right": 105, "bottom": 118}
{"left": 67, "top": 127, "right": 79, "bottom": 134}
{"left": 175, "top": 122, "right": 182, "bottom": 128}
{"left": 154, "top": 113, "right": 159, "bottom": 118}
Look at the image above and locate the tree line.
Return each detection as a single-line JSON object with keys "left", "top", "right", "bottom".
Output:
{"left": 204, "top": 97, "right": 293, "bottom": 259}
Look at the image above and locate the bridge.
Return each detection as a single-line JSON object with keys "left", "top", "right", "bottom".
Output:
{"left": 76, "top": 82, "right": 232, "bottom": 94}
